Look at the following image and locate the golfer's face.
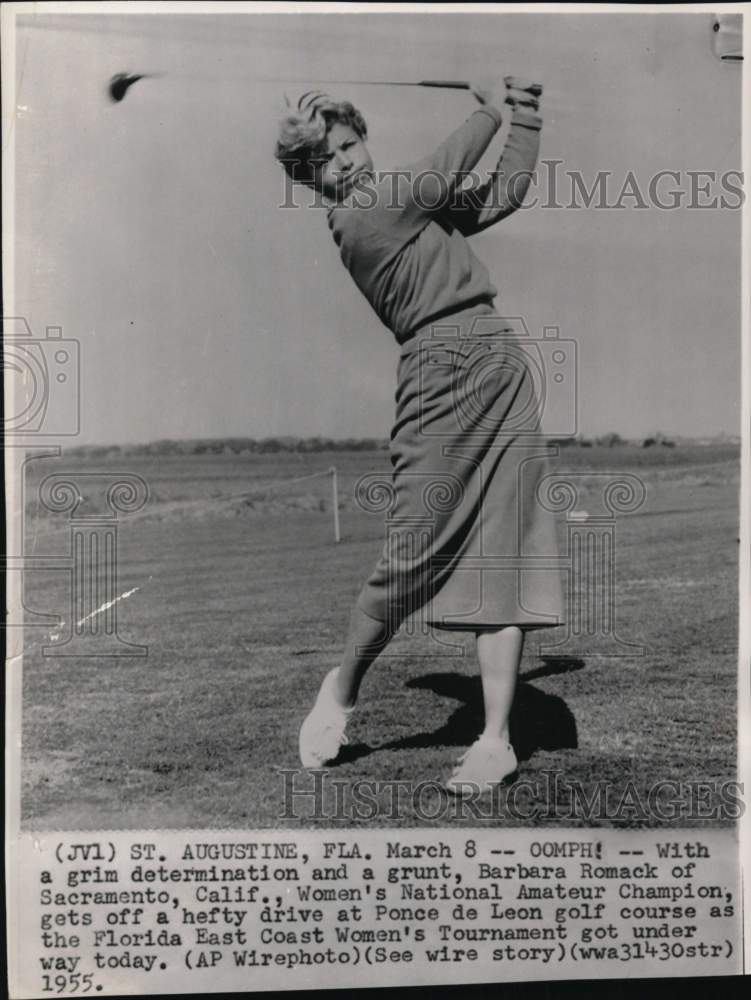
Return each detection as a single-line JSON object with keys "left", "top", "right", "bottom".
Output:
{"left": 313, "top": 122, "right": 373, "bottom": 201}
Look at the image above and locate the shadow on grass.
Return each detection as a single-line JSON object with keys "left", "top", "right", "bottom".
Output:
{"left": 339, "top": 658, "right": 582, "bottom": 765}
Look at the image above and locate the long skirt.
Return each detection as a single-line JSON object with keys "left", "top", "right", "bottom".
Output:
{"left": 357, "top": 303, "right": 565, "bottom": 631}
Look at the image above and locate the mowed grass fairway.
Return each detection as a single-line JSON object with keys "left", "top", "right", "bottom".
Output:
{"left": 21, "top": 446, "right": 739, "bottom": 829}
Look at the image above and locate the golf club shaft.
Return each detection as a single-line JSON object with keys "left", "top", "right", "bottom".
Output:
{"left": 126, "top": 73, "right": 548, "bottom": 94}
{"left": 310, "top": 79, "right": 472, "bottom": 89}
{"left": 260, "top": 78, "right": 544, "bottom": 95}
{"left": 153, "top": 75, "right": 474, "bottom": 88}
{"left": 417, "top": 80, "right": 470, "bottom": 89}
{"left": 261, "top": 78, "right": 544, "bottom": 94}
{"left": 112, "top": 72, "right": 562, "bottom": 107}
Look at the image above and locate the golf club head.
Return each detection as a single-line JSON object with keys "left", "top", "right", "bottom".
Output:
{"left": 108, "top": 72, "right": 161, "bottom": 103}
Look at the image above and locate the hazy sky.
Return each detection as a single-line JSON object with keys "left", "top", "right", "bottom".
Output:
{"left": 9, "top": 7, "right": 743, "bottom": 445}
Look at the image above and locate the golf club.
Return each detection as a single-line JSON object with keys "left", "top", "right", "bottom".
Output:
{"left": 107, "top": 72, "right": 551, "bottom": 106}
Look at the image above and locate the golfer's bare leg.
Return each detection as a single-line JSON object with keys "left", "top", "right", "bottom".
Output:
{"left": 334, "top": 605, "right": 397, "bottom": 708}
{"left": 475, "top": 626, "right": 524, "bottom": 741}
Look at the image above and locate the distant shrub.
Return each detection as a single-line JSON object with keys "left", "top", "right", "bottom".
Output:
{"left": 596, "top": 432, "right": 625, "bottom": 448}
{"left": 643, "top": 433, "right": 676, "bottom": 449}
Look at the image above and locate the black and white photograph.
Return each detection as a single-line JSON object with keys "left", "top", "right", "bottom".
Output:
{"left": 3, "top": 2, "right": 749, "bottom": 994}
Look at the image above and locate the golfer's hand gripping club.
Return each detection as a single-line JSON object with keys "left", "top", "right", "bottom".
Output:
{"left": 469, "top": 76, "right": 542, "bottom": 113}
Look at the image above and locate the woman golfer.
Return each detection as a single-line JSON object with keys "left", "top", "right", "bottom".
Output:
{"left": 275, "top": 77, "right": 563, "bottom": 793}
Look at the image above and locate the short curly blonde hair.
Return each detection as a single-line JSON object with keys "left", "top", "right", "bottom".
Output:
{"left": 274, "top": 94, "right": 368, "bottom": 184}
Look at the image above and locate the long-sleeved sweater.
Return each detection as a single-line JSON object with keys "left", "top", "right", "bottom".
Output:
{"left": 327, "top": 105, "right": 542, "bottom": 344}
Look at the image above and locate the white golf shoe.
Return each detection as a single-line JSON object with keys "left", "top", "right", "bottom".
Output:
{"left": 298, "top": 668, "right": 353, "bottom": 768}
{"left": 445, "top": 735, "right": 518, "bottom": 796}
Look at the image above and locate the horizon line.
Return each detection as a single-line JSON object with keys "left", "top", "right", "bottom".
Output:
{"left": 57, "top": 431, "right": 743, "bottom": 453}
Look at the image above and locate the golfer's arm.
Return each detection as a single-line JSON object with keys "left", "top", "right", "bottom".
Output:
{"left": 401, "top": 106, "right": 504, "bottom": 212}
{"left": 449, "top": 109, "right": 542, "bottom": 234}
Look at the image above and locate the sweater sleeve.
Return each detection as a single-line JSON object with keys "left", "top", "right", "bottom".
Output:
{"left": 444, "top": 109, "right": 542, "bottom": 235}
{"left": 384, "top": 106, "right": 504, "bottom": 238}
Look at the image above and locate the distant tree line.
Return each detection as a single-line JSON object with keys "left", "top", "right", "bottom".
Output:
{"left": 65, "top": 437, "right": 392, "bottom": 458}
{"left": 66, "top": 433, "right": 688, "bottom": 459}
{"left": 549, "top": 432, "right": 676, "bottom": 449}
{"left": 66, "top": 429, "right": 735, "bottom": 460}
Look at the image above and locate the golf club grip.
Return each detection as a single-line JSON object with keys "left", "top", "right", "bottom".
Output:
{"left": 417, "top": 80, "right": 543, "bottom": 97}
